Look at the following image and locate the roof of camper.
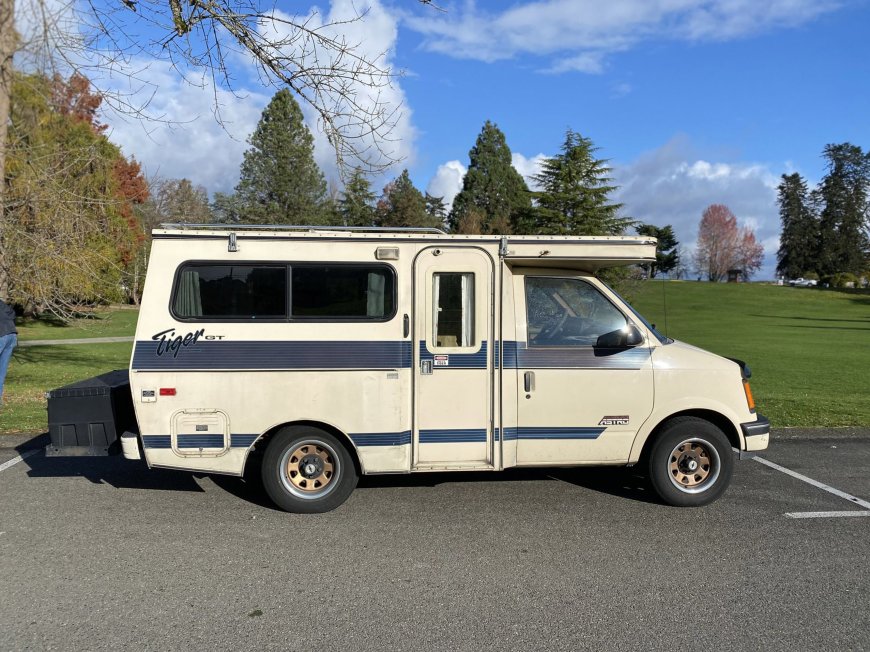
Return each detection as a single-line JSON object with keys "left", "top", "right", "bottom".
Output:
{"left": 152, "top": 224, "right": 656, "bottom": 271}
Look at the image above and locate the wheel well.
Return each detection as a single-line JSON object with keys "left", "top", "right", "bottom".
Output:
{"left": 242, "top": 420, "right": 362, "bottom": 480}
{"left": 640, "top": 409, "right": 741, "bottom": 462}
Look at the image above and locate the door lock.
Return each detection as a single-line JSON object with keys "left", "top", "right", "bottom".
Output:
{"left": 421, "top": 360, "right": 433, "bottom": 375}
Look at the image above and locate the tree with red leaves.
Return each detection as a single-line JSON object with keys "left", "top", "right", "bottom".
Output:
{"left": 694, "top": 204, "right": 764, "bottom": 281}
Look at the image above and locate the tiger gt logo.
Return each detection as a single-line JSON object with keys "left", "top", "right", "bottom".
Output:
{"left": 599, "top": 416, "right": 629, "bottom": 426}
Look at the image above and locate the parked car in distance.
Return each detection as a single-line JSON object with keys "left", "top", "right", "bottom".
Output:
{"left": 789, "top": 277, "right": 818, "bottom": 287}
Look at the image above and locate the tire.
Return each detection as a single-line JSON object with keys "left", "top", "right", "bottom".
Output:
{"left": 647, "top": 417, "right": 734, "bottom": 507}
{"left": 262, "top": 426, "right": 358, "bottom": 513}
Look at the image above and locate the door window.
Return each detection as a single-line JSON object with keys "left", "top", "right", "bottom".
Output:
{"left": 433, "top": 273, "right": 475, "bottom": 348}
{"left": 526, "top": 277, "right": 626, "bottom": 346}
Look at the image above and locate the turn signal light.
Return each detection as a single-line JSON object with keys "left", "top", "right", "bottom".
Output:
{"left": 743, "top": 380, "right": 755, "bottom": 412}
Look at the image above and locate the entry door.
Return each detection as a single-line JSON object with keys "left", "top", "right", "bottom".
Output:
{"left": 513, "top": 272, "right": 653, "bottom": 464}
{"left": 413, "top": 247, "right": 494, "bottom": 466}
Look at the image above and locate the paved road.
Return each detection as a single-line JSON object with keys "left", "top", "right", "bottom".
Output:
{"left": 1, "top": 433, "right": 868, "bottom": 651}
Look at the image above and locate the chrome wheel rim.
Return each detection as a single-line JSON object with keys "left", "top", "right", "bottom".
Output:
{"left": 667, "top": 437, "right": 720, "bottom": 494}
{"left": 279, "top": 439, "right": 340, "bottom": 500}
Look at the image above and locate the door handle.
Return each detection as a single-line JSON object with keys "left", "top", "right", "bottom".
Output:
{"left": 524, "top": 371, "right": 535, "bottom": 392}
{"left": 403, "top": 314, "right": 410, "bottom": 338}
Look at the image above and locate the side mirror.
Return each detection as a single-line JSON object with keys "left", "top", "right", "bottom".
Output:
{"left": 596, "top": 324, "right": 644, "bottom": 348}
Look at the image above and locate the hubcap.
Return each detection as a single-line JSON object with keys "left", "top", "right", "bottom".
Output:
{"left": 667, "top": 438, "right": 721, "bottom": 494}
{"left": 280, "top": 441, "right": 338, "bottom": 499}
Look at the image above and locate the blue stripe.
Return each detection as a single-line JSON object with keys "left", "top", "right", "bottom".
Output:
{"left": 132, "top": 340, "right": 412, "bottom": 371}
{"left": 515, "top": 427, "right": 604, "bottom": 440}
{"left": 511, "top": 343, "right": 650, "bottom": 369}
{"left": 141, "top": 434, "right": 258, "bottom": 449}
{"left": 418, "top": 341, "right": 489, "bottom": 369}
{"left": 350, "top": 431, "right": 412, "bottom": 447}
{"left": 419, "top": 428, "right": 487, "bottom": 443}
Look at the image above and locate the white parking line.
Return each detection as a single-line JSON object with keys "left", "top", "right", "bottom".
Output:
{"left": 753, "top": 455, "right": 870, "bottom": 512}
{"left": 785, "top": 511, "right": 870, "bottom": 519}
{"left": 0, "top": 449, "right": 39, "bottom": 473}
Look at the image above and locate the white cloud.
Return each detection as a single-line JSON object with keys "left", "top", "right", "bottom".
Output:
{"left": 426, "top": 160, "right": 467, "bottom": 210}
{"left": 405, "top": 0, "right": 840, "bottom": 73}
{"left": 512, "top": 152, "right": 548, "bottom": 190}
{"left": 614, "top": 136, "right": 781, "bottom": 279}
{"left": 102, "top": 62, "right": 270, "bottom": 194}
{"left": 259, "top": 0, "right": 416, "bottom": 182}
{"left": 100, "top": 0, "right": 414, "bottom": 195}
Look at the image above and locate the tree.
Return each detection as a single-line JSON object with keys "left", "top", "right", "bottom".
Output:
{"left": 375, "top": 170, "right": 440, "bottom": 229}
{"left": 425, "top": 193, "right": 448, "bottom": 230}
{"left": 3, "top": 72, "right": 147, "bottom": 318}
{"left": 449, "top": 121, "right": 529, "bottom": 234}
{"left": 150, "top": 178, "right": 212, "bottom": 226}
{"left": 232, "top": 89, "right": 327, "bottom": 224}
{"left": 815, "top": 143, "right": 870, "bottom": 277}
{"left": 776, "top": 173, "right": 818, "bottom": 279}
{"left": 636, "top": 224, "right": 679, "bottom": 278}
{"left": 337, "top": 169, "right": 376, "bottom": 227}
{"left": 694, "top": 204, "right": 764, "bottom": 281}
{"left": 525, "top": 129, "right": 631, "bottom": 236}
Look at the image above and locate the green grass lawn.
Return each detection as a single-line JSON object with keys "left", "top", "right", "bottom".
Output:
{"left": 15, "top": 307, "right": 139, "bottom": 341}
{"left": 631, "top": 282, "right": 870, "bottom": 428}
{"left": 1, "top": 285, "right": 868, "bottom": 433}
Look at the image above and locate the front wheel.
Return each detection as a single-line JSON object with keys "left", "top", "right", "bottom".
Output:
{"left": 647, "top": 417, "right": 734, "bottom": 507}
{"left": 262, "top": 427, "right": 358, "bottom": 513}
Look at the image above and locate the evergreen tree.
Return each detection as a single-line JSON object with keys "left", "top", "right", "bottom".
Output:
{"left": 776, "top": 173, "right": 818, "bottom": 279}
{"left": 375, "top": 170, "right": 440, "bottom": 229}
{"left": 338, "top": 169, "right": 376, "bottom": 227}
{"left": 636, "top": 224, "right": 679, "bottom": 278}
{"left": 449, "top": 121, "right": 530, "bottom": 234}
{"left": 425, "top": 193, "right": 448, "bottom": 229}
{"left": 234, "top": 89, "right": 327, "bottom": 224}
{"left": 526, "top": 129, "right": 631, "bottom": 236}
{"left": 815, "top": 143, "right": 870, "bottom": 277}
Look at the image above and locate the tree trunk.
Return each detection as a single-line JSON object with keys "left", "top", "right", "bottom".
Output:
{"left": 0, "top": 0, "right": 17, "bottom": 297}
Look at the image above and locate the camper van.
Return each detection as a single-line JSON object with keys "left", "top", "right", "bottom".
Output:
{"left": 122, "top": 225, "right": 769, "bottom": 512}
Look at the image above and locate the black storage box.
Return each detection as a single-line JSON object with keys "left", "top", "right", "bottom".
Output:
{"left": 46, "top": 370, "right": 136, "bottom": 456}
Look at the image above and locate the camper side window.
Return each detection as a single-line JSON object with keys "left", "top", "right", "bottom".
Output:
{"left": 173, "top": 265, "right": 286, "bottom": 319}
{"left": 526, "top": 277, "right": 626, "bottom": 346}
{"left": 433, "top": 273, "right": 475, "bottom": 348}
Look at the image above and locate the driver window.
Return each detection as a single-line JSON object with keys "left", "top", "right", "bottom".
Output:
{"left": 526, "top": 277, "right": 627, "bottom": 346}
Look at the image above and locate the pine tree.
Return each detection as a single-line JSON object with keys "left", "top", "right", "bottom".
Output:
{"left": 776, "top": 173, "right": 818, "bottom": 279}
{"left": 527, "top": 129, "right": 631, "bottom": 236}
{"left": 815, "top": 143, "right": 870, "bottom": 277}
{"left": 449, "top": 121, "right": 530, "bottom": 234}
{"left": 636, "top": 224, "right": 679, "bottom": 278}
{"left": 375, "top": 170, "right": 440, "bottom": 229}
{"left": 425, "top": 193, "right": 448, "bottom": 230}
{"left": 337, "top": 169, "right": 376, "bottom": 227}
{"left": 234, "top": 89, "right": 327, "bottom": 224}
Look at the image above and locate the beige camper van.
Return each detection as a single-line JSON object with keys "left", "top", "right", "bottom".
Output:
{"left": 123, "top": 225, "right": 769, "bottom": 512}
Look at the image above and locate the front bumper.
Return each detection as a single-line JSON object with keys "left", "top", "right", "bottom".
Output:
{"left": 741, "top": 413, "right": 770, "bottom": 452}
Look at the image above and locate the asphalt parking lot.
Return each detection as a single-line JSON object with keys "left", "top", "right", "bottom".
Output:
{"left": 1, "top": 431, "right": 868, "bottom": 651}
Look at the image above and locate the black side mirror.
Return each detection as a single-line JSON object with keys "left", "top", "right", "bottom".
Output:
{"left": 596, "top": 324, "right": 644, "bottom": 348}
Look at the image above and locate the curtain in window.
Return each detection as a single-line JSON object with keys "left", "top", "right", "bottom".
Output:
{"left": 460, "top": 274, "right": 473, "bottom": 347}
{"left": 176, "top": 270, "right": 203, "bottom": 317}
{"left": 367, "top": 272, "right": 386, "bottom": 317}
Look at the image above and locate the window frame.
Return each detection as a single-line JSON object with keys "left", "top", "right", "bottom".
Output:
{"left": 431, "top": 271, "right": 476, "bottom": 350}
{"left": 169, "top": 260, "right": 398, "bottom": 323}
{"left": 524, "top": 275, "right": 632, "bottom": 348}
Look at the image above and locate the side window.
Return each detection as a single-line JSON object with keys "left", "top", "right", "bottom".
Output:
{"left": 291, "top": 266, "right": 395, "bottom": 319}
{"left": 174, "top": 265, "right": 286, "bottom": 319}
{"left": 433, "top": 273, "right": 475, "bottom": 348}
{"left": 526, "top": 277, "right": 627, "bottom": 346}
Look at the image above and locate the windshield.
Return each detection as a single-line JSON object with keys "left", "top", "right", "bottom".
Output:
{"left": 601, "top": 281, "right": 672, "bottom": 345}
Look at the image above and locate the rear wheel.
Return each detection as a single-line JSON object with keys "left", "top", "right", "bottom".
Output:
{"left": 262, "top": 426, "right": 358, "bottom": 513}
{"left": 647, "top": 417, "right": 733, "bottom": 507}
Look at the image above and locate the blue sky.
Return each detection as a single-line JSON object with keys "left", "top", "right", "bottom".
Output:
{"left": 97, "top": 0, "right": 870, "bottom": 279}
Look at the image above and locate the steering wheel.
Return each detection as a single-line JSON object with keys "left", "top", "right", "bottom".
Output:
{"left": 537, "top": 310, "right": 570, "bottom": 342}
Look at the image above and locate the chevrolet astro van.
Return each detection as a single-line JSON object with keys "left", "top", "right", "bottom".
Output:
{"left": 121, "top": 225, "right": 770, "bottom": 512}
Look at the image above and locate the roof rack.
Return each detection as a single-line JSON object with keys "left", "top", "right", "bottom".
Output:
{"left": 159, "top": 223, "right": 447, "bottom": 235}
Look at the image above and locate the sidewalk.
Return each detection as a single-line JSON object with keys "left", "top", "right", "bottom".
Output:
{"left": 17, "top": 336, "right": 133, "bottom": 347}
